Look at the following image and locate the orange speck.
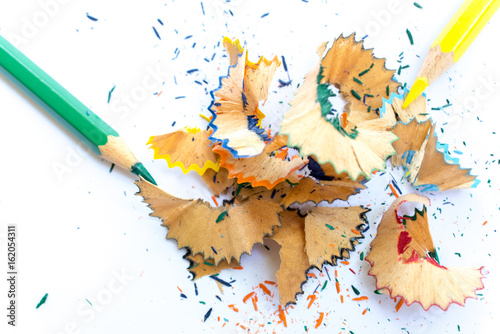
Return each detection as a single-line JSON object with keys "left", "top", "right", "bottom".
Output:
{"left": 307, "top": 273, "right": 317, "bottom": 278}
{"left": 389, "top": 183, "right": 400, "bottom": 198}
{"left": 275, "top": 148, "right": 288, "bottom": 160}
{"left": 243, "top": 292, "right": 255, "bottom": 303}
{"left": 330, "top": 244, "right": 336, "bottom": 247}
{"left": 240, "top": 325, "right": 247, "bottom": 330}
{"left": 307, "top": 294, "right": 317, "bottom": 309}
{"left": 251, "top": 296, "right": 258, "bottom": 311}
{"left": 340, "top": 261, "right": 350, "bottom": 265}
{"left": 228, "top": 304, "right": 239, "bottom": 312}
{"left": 340, "top": 112, "right": 348, "bottom": 128}
{"left": 340, "top": 295, "right": 344, "bottom": 303}
{"left": 278, "top": 305, "right": 287, "bottom": 327}
{"left": 264, "top": 280, "right": 276, "bottom": 285}
{"left": 483, "top": 221, "right": 488, "bottom": 225}
{"left": 362, "top": 309, "right": 368, "bottom": 315}
{"left": 315, "top": 312, "right": 324, "bottom": 328}
{"left": 259, "top": 283, "right": 272, "bottom": 296}
{"left": 336, "top": 281, "right": 340, "bottom": 294}
{"left": 353, "top": 296, "right": 369, "bottom": 301}
{"left": 233, "top": 266, "right": 243, "bottom": 270}
{"left": 157, "top": 91, "right": 163, "bottom": 97}
{"left": 351, "top": 229, "right": 361, "bottom": 235}
{"left": 211, "top": 196, "right": 218, "bottom": 206}
{"left": 177, "top": 286, "right": 183, "bottom": 293}
{"left": 395, "top": 298, "right": 404, "bottom": 312}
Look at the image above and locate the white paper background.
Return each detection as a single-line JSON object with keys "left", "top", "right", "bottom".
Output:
{"left": 0, "top": 0, "right": 499, "bottom": 333}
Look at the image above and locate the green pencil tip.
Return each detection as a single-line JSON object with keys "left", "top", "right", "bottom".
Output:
{"left": 131, "top": 162, "right": 157, "bottom": 185}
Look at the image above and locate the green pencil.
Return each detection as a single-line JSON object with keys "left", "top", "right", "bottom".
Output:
{"left": 0, "top": 35, "right": 156, "bottom": 185}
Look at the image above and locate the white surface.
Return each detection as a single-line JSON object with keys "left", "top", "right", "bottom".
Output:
{"left": 0, "top": 0, "right": 499, "bottom": 333}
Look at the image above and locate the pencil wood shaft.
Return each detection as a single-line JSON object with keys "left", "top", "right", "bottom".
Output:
{"left": 0, "top": 35, "right": 156, "bottom": 184}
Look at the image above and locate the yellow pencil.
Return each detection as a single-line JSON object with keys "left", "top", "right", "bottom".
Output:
{"left": 403, "top": 0, "right": 500, "bottom": 109}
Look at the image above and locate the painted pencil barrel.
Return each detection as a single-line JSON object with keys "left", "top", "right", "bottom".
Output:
{"left": 431, "top": 0, "right": 500, "bottom": 61}
{"left": 0, "top": 35, "right": 118, "bottom": 155}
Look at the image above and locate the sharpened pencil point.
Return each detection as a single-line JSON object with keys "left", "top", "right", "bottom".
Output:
{"left": 402, "top": 77, "right": 429, "bottom": 109}
{"left": 131, "top": 162, "right": 157, "bottom": 185}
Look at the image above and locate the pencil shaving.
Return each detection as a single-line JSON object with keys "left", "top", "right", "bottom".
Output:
{"left": 279, "top": 38, "right": 397, "bottom": 180}
{"left": 381, "top": 93, "right": 478, "bottom": 190}
{"left": 281, "top": 177, "right": 364, "bottom": 208}
{"left": 148, "top": 127, "right": 219, "bottom": 176}
{"left": 135, "top": 179, "right": 282, "bottom": 265}
{"left": 208, "top": 37, "right": 279, "bottom": 157}
{"left": 272, "top": 211, "right": 311, "bottom": 306}
{"left": 304, "top": 206, "right": 368, "bottom": 268}
{"left": 366, "top": 194, "right": 484, "bottom": 311}
{"left": 213, "top": 136, "right": 308, "bottom": 190}
{"left": 320, "top": 34, "right": 399, "bottom": 112}
{"left": 414, "top": 124, "right": 478, "bottom": 191}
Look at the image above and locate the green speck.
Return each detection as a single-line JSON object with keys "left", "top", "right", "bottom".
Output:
{"left": 216, "top": 211, "right": 227, "bottom": 223}
{"left": 322, "top": 280, "right": 328, "bottom": 291}
{"left": 235, "top": 184, "right": 243, "bottom": 197}
{"left": 203, "top": 261, "right": 214, "bottom": 266}
{"left": 374, "top": 289, "right": 383, "bottom": 295}
{"left": 406, "top": 29, "right": 414, "bottom": 45}
{"left": 351, "top": 285, "right": 360, "bottom": 295}
{"left": 455, "top": 253, "right": 461, "bottom": 257}
{"left": 107, "top": 85, "right": 116, "bottom": 103}
{"left": 458, "top": 325, "right": 460, "bottom": 331}
{"left": 351, "top": 89, "right": 361, "bottom": 100}
{"left": 414, "top": 2, "right": 423, "bottom": 9}
{"left": 360, "top": 252, "right": 364, "bottom": 261}
{"left": 358, "top": 64, "right": 373, "bottom": 76}
{"left": 325, "top": 224, "right": 335, "bottom": 230}
{"left": 353, "top": 77, "right": 363, "bottom": 85}
{"left": 36, "top": 293, "right": 48, "bottom": 309}
{"left": 199, "top": 301, "right": 206, "bottom": 304}
{"left": 386, "top": 85, "right": 390, "bottom": 96}
{"left": 286, "top": 179, "right": 299, "bottom": 186}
